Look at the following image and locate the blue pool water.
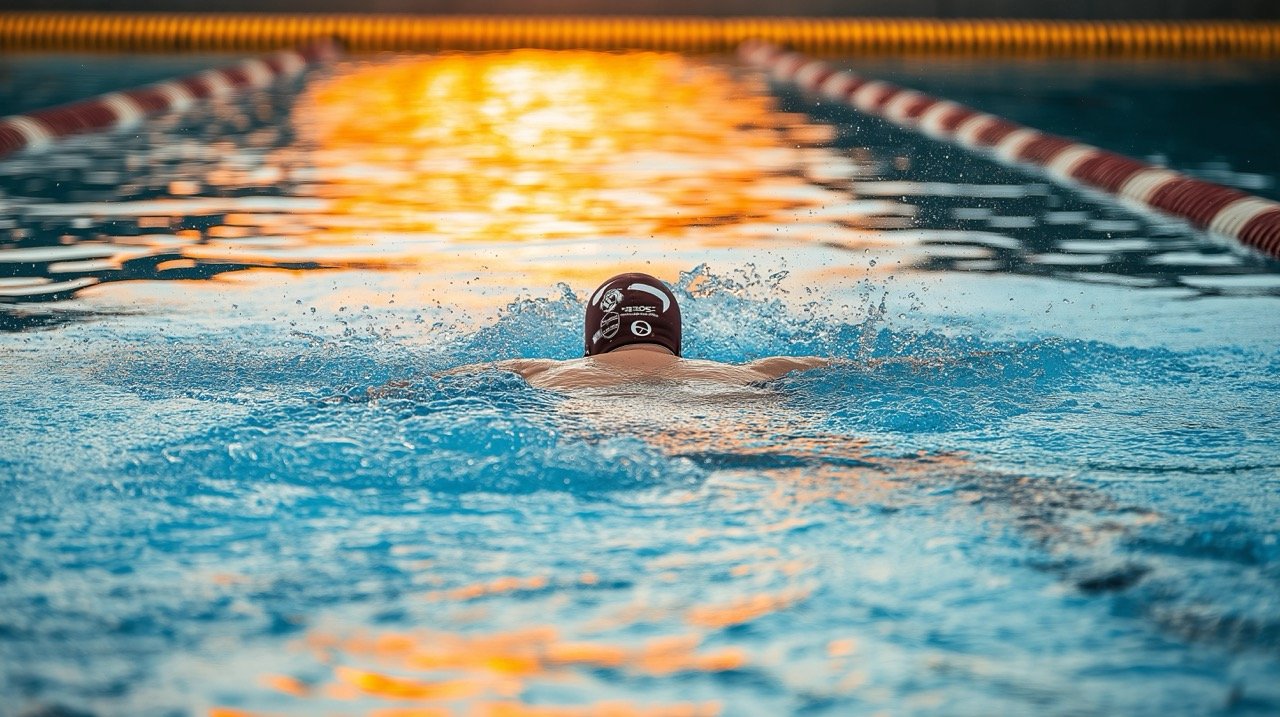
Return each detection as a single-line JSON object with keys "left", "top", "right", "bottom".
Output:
{"left": 1, "top": 51, "right": 1279, "bottom": 716}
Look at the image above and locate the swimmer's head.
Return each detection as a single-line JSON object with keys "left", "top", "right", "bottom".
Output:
{"left": 584, "top": 272, "right": 682, "bottom": 357}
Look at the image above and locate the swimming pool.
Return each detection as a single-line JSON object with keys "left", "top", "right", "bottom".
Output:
{"left": 2, "top": 48, "right": 1279, "bottom": 716}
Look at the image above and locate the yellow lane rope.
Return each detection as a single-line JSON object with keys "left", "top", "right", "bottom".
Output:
{"left": 2, "top": 13, "right": 1278, "bottom": 57}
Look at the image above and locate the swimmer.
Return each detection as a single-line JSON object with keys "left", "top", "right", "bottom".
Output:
{"left": 448, "top": 272, "right": 830, "bottom": 391}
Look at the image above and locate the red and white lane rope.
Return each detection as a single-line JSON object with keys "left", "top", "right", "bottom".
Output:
{"left": 740, "top": 40, "right": 1280, "bottom": 259}
{"left": 0, "top": 39, "right": 341, "bottom": 160}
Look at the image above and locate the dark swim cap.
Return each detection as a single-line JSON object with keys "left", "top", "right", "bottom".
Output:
{"left": 584, "top": 273, "right": 682, "bottom": 357}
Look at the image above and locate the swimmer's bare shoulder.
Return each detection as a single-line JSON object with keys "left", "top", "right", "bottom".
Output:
{"left": 366, "top": 355, "right": 833, "bottom": 398}
{"left": 491, "top": 358, "right": 558, "bottom": 379}
{"left": 461, "top": 354, "right": 830, "bottom": 390}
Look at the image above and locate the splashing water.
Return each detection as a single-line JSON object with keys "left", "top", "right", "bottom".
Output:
{"left": 3, "top": 268, "right": 1279, "bottom": 716}
{"left": 2, "top": 49, "right": 1280, "bottom": 717}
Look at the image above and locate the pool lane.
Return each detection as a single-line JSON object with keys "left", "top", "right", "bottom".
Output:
{"left": 824, "top": 56, "right": 1280, "bottom": 204}
{"left": 4, "top": 14, "right": 1280, "bottom": 57}
{"left": 744, "top": 41, "right": 1280, "bottom": 258}
{"left": 0, "top": 55, "right": 228, "bottom": 114}
{"left": 0, "top": 41, "right": 340, "bottom": 160}
{"left": 0, "top": 49, "right": 1279, "bottom": 717}
{"left": 2, "top": 50, "right": 1279, "bottom": 319}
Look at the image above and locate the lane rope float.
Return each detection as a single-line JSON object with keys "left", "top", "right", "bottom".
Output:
{"left": 739, "top": 39, "right": 1280, "bottom": 259}
{"left": 1, "top": 14, "right": 1278, "bottom": 58}
{"left": 0, "top": 38, "right": 341, "bottom": 160}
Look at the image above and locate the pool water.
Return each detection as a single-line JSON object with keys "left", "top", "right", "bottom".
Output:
{"left": 1, "top": 51, "right": 1279, "bottom": 717}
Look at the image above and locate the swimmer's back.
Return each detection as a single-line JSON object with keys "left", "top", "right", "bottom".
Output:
{"left": 500, "top": 350, "right": 828, "bottom": 390}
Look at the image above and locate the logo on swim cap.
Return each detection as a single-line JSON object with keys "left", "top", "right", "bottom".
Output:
{"left": 584, "top": 272, "right": 681, "bottom": 357}
{"left": 600, "top": 312, "right": 621, "bottom": 339}
{"left": 600, "top": 288, "right": 623, "bottom": 312}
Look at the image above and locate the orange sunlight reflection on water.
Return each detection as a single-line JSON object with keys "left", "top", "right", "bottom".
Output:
{"left": 193, "top": 52, "right": 935, "bottom": 716}
{"left": 8, "top": 50, "right": 913, "bottom": 309}
{"left": 212, "top": 624, "right": 736, "bottom": 716}
{"left": 293, "top": 51, "right": 798, "bottom": 252}
{"left": 206, "top": 428, "right": 967, "bottom": 716}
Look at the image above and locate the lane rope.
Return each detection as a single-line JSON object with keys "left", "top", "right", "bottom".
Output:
{"left": 1, "top": 14, "right": 1278, "bottom": 57}
{"left": 0, "top": 38, "right": 341, "bottom": 159}
{"left": 739, "top": 39, "right": 1280, "bottom": 259}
